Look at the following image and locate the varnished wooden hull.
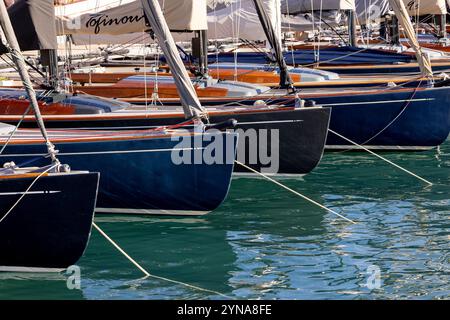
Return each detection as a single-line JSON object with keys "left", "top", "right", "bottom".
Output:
{"left": 70, "top": 68, "right": 301, "bottom": 85}
{"left": 71, "top": 83, "right": 229, "bottom": 98}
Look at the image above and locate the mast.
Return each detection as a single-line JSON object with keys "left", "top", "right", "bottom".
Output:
{"left": 346, "top": 9, "right": 357, "bottom": 47}
{"left": 40, "top": 49, "right": 60, "bottom": 90}
{"left": 380, "top": 14, "right": 388, "bottom": 41}
{"left": 192, "top": 30, "right": 209, "bottom": 78}
{"left": 141, "top": 0, "right": 206, "bottom": 119}
{"left": 388, "top": 0, "right": 433, "bottom": 79}
{"left": 437, "top": 14, "right": 446, "bottom": 39}
{"left": 0, "top": 0, "right": 59, "bottom": 163}
{"left": 390, "top": 14, "right": 400, "bottom": 46}
{"left": 251, "top": 0, "right": 294, "bottom": 91}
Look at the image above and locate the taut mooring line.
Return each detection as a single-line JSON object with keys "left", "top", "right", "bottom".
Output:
{"left": 93, "top": 223, "right": 150, "bottom": 277}
{"left": 328, "top": 129, "right": 433, "bottom": 186}
{"left": 93, "top": 222, "right": 234, "bottom": 299}
{"left": 235, "top": 161, "right": 356, "bottom": 224}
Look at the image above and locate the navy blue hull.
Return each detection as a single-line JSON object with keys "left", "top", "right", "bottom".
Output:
{"left": 291, "top": 79, "right": 427, "bottom": 89}
{"left": 209, "top": 46, "right": 413, "bottom": 66}
{"left": 317, "top": 63, "right": 450, "bottom": 75}
{"left": 315, "top": 87, "right": 450, "bottom": 149}
{"left": 0, "top": 133, "right": 237, "bottom": 215}
{"left": 0, "top": 172, "right": 99, "bottom": 270}
{"left": 152, "top": 87, "right": 450, "bottom": 149}
{"left": 4, "top": 108, "right": 330, "bottom": 175}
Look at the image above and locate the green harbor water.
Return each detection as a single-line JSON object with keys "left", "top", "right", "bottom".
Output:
{"left": 1, "top": 139, "right": 449, "bottom": 300}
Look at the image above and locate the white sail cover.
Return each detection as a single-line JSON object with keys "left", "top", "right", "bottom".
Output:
{"left": 356, "top": 0, "right": 447, "bottom": 24}
{"left": 401, "top": 0, "right": 447, "bottom": 15}
{"left": 56, "top": 0, "right": 207, "bottom": 36}
{"left": 280, "top": 0, "right": 356, "bottom": 13}
{"left": 207, "top": 0, "right": 282, "bottom": 41}
{"left": 281, "top": 12, "right": 343, "bottom": 30}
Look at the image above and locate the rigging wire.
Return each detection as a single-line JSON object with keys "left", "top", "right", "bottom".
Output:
{"left": 284, "top": 0, "right": 296, "bottom": 66}
{"left": 0, "top": 163, "right": 59, "bottom": 225}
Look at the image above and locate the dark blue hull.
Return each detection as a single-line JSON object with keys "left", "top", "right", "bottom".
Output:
{"left": 0, "top": 133, "right": 237, "bottom": 215}
{"left": 5, "top": 108, "right": 331, "bottom": 175}
{"left": 0, "top": 172, "right": 99, "bottom": 270}
{"left": 151, "top": 87, "right": 450, "bottom": 150}
{"left": 315, "top": 87, "right": 450, "bottom": 149}
{"left": 291, "top": 79, "right": 427, "bottom": 89}
{"left": 317, "top": 63, "right": 450, "bottom": 75}
{"left": 209, "top": 46, "right": 413, "bottom": 66}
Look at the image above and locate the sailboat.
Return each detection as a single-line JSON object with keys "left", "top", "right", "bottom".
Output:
{"left": 43, "top": 0, "right": 449, "bottom": 151}
{"left": 0, "top": 0, "right": 332, "bottom": 175}
{"left": 0, "top": 0, "right": 238, "bottom": 216}
{"left": 107, "top": 0, "right": 450, "bottom": 151}
{"left": 208, "top": 0, "right": 450, "bottom": 73}
{"left": 0, "top": 0, "right": 100, "bottom": 271}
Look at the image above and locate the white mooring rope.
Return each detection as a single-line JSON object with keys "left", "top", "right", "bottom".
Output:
{"left": 93, "top": 223, "right": 234, "bottom": 299}
{"left": 235, "top": 161, "right": 356, "bottom": 224}
{"left": 328, "top": 129, "right": 433, "bottom": 186}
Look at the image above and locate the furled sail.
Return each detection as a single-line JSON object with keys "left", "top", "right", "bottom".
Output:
{"left": 0, "top": 0, "right": 59, "bottom": 162}
{"left": 141, "top": 0, "right": 206, "bottom": 119}
{"left": 388, "top": 0, "right": 433, "bottom": 78}
{"left": 251, "top": 0, "right": 293, "bottom": 89}
{"left": 0, "top": 0, "right": 57, "bottom": 54}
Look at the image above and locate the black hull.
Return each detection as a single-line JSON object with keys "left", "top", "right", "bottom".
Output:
{"left": 13, "top": 107, "right": 331, "bottom": 175}
{"left": 213, "top": 108, "right": 331, "bottom": 174}
{"left": 0, "top": 172, "right": 99, "bottom": 271}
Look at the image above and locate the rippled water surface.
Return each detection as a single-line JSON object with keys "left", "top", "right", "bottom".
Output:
{"left": 1, "top": 140, "right": 449, "bottom": 300}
